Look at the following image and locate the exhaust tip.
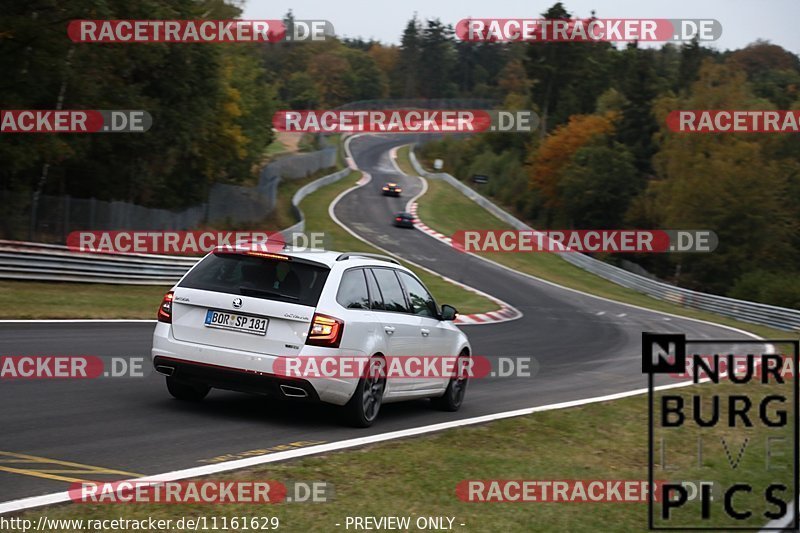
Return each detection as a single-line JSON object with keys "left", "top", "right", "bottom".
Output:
{"left": 280, "top": 384, "right": 308, "bottom": 398}
{"left": 155, "top": 365, "right": 175, "bottom": 377}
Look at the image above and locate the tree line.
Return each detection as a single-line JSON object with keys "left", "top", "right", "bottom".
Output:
{"left": 0, "top": 3, "right": 381, "bottom": 209}
{"left": 0, "top": 3, "right": 520, "bottom": 208}
{"left": 2, "top": 2, "right": 799, "bottom": 307}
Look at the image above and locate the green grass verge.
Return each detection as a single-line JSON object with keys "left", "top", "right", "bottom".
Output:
{"left": 300, "top": 171, "right": 495, "bottom": 315}
{"left": 20, "top": 376, "right": 794, "bottom": 532}
{"left": 268, "top": 171, "right": 329, "bottom": 230}
{"left": 394, "top": 144, "right": 417, "bottom": 176}
{"left": 0, "top": 281, "right": 169, "bottom": 319}
{"left": 401, "top": 148, "right": 795, "bottom": 341}
{"left": 264, "top": 138, "right": 289, "bottom": 159}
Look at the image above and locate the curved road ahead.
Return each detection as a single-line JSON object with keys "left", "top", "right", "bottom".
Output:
{"left": 336, "top": 133, "right": 756, "bottom": 414}
{"left": 0, "top": 134, "right": 755, "bottom": 506}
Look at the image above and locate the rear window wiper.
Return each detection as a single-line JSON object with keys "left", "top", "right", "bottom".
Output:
{"left": 239, "top": 286, "right": 299, "bottom": 301}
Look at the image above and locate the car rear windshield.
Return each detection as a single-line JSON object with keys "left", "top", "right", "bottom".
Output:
{"left": 178, "top": 252, "right": 330, "bottom": 307}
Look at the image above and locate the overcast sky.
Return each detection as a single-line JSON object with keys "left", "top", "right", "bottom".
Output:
{"left": 243, "top": 0, "right": 799, "bottom": 54}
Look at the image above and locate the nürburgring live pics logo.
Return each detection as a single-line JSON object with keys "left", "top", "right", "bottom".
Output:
{"left": 643, "top": 332, "right": 798, "bottom": 530}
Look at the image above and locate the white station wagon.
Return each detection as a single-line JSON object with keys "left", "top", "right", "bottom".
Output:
{"left": 151, "top": 248, "right": 471, "bottom": 427}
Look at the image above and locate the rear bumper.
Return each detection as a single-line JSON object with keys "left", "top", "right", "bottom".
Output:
{"left": 151, "top": 322, "right": 357, "bottom": 405}
{"left": 153, "top": 355, "right": 320, "bottom": 402}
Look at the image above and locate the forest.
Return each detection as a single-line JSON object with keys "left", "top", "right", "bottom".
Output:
{"left": 2, "top": 1, "right": 798, "bottom": 306}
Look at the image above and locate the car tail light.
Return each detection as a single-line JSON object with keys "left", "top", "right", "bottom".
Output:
{"left": 306, "top": 313, "right": 344, "bottom": 348}
{"left": 396, "top": 217, "right": 402, "bottom": 221}
{"left": 157, "top": 291, "right": 174, "bottom": 323}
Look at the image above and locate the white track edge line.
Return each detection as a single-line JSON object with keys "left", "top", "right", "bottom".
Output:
{"left": 0, "top": 376, "right": 708, "bottom": 515}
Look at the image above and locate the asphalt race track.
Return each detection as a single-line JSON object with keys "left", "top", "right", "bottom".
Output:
{"left": 0, "top": 134, "right": 759, "bottom": 505}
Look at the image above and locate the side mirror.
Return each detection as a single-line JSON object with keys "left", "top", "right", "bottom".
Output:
{"left": 440, "top": 304, "right": 458, "bottom": 321}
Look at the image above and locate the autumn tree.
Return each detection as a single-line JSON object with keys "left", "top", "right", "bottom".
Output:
{"left": 528, "top": 113, "right": 616, "bottom": 218}
{"left": 729, "top": 41, "right": 800, "bottom": 109}
{"left": 368, "top": 44, "right": 399, "bottom": 88}
{"left": 559, "top": 140, "right": 638, "bottom": 228}
{"left": 647, "top": 60, "right": 798, "bottom": 292}
{"left": 0, "top": 0, "right": 276, "bottom": 208}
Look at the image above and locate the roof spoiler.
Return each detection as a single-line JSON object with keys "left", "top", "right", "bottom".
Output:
{"left": 336, "top": 252, "right": 400, "bottom": 265}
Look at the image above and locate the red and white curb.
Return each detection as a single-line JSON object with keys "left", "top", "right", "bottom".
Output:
{"left": 408, "top": 202, "right": 450, "bottom": 243}
{"left": 405, "top": 202, "right": 519, "bottom": 325}
{"left": 455, "top": 307, "right": 520, "bottom": 324}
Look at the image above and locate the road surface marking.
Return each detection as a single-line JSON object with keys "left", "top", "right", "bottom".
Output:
{"left": 0, "top": 451, "right": 143, "bottom": 483}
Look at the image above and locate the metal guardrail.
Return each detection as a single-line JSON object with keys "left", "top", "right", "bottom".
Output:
{"left": 408, "top": 149, "right": 800, "bottom": 332}
{"left": 0, "top": 240, "right": 198, "bottom": 285}
{"left": 4, "top": 146, "right": 339, "bottom": 244}
{"left": 282, "top": 167, "right": 352, "bottom": 237}
{"left": 0, "top": 167, "right": 353, "bottom": 285}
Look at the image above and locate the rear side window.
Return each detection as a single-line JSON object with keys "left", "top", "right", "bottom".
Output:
{"left": 336, "top": 269, "right": 370, "bottom": 310}
{"left": 398, "top": 271, "right": 437, "bottom": 317}
{"left": 179, "top": 253, "right": 329, "bottom": 307}
{"left": 371, "top": 268, "right": 409, "bottom": 313}
{"left": 365, "top": 269, "right": 384, "bottom": 310}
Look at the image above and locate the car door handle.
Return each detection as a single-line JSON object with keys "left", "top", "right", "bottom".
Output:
{"left": 384, "top": 326, "right": 395, "bottom": 335}
{"left": 420, "top": 328, "right": 430, "bottom": 337}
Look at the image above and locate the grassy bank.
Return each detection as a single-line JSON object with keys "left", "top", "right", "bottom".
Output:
{"left": 0, "top": 281, "right": 169, "bottom": 319}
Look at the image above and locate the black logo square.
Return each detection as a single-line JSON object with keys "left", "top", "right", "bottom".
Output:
{"left": 642, "top": 332, "right": 685, "bottom": 374}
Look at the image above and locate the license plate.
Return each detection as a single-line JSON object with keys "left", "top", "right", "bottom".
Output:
{"left": 204, "top": 310, "right": 268, "bottom": 335}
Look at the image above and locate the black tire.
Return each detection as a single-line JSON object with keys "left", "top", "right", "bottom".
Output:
{"left": 342, "top": 356, "right": 386, "bottom": 428}
{"left": 166, "top": 376, "right": 210, "bottom": 402}
{"left": 431, "top": 352, "right": 469, "bottom": 412}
